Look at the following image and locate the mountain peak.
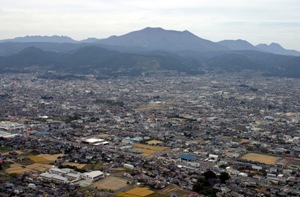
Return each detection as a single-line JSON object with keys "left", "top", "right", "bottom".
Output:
{"left": 256, "top": 42, "right": 300, "bottom": 56}
{"left": 143, "top": 27, "right": 164, "bottom": 31}
{"left": 97, "top": 27, "right": 228, "bottom": 52}
{"left": 269, "top": 42, "right": 283, "bottom": 49}
{"left": 218, "top": 39, "right": 256, "bottom": 51}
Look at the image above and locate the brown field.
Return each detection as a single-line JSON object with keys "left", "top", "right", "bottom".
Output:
{"left": 2, "top": 151, "right": 23, "bottom": 156}
{"left": 117, "top": 187, "right": 154, "bottom": 197}
{"left": 110, "top": 168, "right": 127, "bottom": 176}
{"left": 132, "top": 144, "right": 167, "bottom": 157}
{"left": 6, "top": 163, "right": 51, "bottom": 174}
{"left": 28, "top": 154, "right": 64, "bottom": 163}
{"left": 38, "top": 154, "right": 64, "bottom": 162}
{"left": 26, "top": 163, "right": 52, "bottom": 171}
{"left": 240, "top": 153, "right": 280, "bottom": 165}
{"left": 91, "top": 176, "right": 128, "bottom": 191}
{"left": 225, "top": 152, "right": 234, "bottom": 156}
{"left": 160, "top": 184, "right": 191, "bottom": 196}
{"left": 6, "top": 163, "right": 29, "bottom": 174}
{"left": 28, "top": 156, "right": 49, "bottom": 163}
{"left": 62, "top": 162, "right": 86, "bottom": 169}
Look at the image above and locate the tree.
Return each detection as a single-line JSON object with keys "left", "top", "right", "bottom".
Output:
{"left": 219, "top": 172, "right": 230, "bottom": 184}
{"left": 203, "top": 170, "right": 217, "bottom": 180}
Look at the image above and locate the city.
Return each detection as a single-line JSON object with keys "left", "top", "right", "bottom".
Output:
{"left": 0, "top": 71, "right": 300, "bottom": 196}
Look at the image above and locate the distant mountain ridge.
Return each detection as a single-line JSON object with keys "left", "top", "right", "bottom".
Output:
{"left": 218, "top": 39, "right": 300, "bottom": 56}
{"left": 256, "top": 43, "right": 300, "bottom": 56}
{"left": 218, "top": 39, "right": 258, "bottom": 51}
{"left": 0, "top": 27, "right": 300, "bottom": 78}
{"left": 0, "top": 27, "right": 299, "bottom": 56}
{"left": 0, "top": 46, "right": 203, "bottom": 76}
{"left": 0, "top": 35, "right": 77, "bottom": 43}
{"left": 96, "top": 27, "right": 228, "bottom": 52}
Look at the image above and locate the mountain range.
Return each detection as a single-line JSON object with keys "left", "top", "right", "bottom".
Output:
{"left": 0, "top": 27, "right": 299, "bottom": 78}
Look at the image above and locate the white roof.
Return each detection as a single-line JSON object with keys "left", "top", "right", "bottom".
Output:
{"left": 40, "top": 172, "right": 68, "bottom": 182}
{"left": 83, "top": 138, "right": 104, "bottom": 143}
{"left": 84, "top": 171, "right": 103, "bottom": 178}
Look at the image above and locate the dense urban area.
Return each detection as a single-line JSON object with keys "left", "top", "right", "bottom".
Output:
{"left": 0, "top": 71, "right": 300, "bottom": 197}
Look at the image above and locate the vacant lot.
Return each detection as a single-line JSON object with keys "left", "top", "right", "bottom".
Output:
{"left": 240, "top": 153, "right": 280, "bottom": 165}
{"left": 132, "top": 144, "right": 167, "bottom": 157}
{"left": 91, "top": 176, "right": 128, "bottom": 191}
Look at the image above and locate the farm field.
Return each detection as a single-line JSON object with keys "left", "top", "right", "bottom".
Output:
{"left": 132, "top": 144, "right": 167, "bottom": 157}
{"left": 91, "top": 176, "right": 128, "bottom": 191}
{"left": 28, "top": 154, "right": 64, "bottom": 163}
{"left": 240, "top": 153, "right": 280, "bottom": 165}
{"left": 62, "top": 162, "right": 86, "bottom": 169}
{"left": 159, "top": 184, "right": 191, "bottom": 196}
{"left": 6, "top": 163, "right": 51, "bottom": 174}
{"left": 117, "top": 187, "right": 154, "bottom": 197}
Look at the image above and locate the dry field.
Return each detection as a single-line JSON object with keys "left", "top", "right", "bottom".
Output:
{"left": 38, "top": 154, "right": 64, "bottom": 162}
{"left": 28, "top": 156, "right": 49, "bottom": 163}
{"left": 240, "top": 153, "right": 280, "bottom": 165}
{"left": 26, "top": 163, "right": 51, "bottom": 171}
{"left": 62, "top": 162, "right": 86, "bottom": 169}
{"left": 91, "top": 176, "right": 128, "bottom": 191}
{"left": 6, "top": 163, "right": 51, "bottom": 174}
{"left": 1, "top": 151, "right": 23, "bottom": 156}
{"left": 159, "top": 184, "right": 191, "bottom": 196}
{"left": 117, "top": 187, "right": 154, "bottom": 197}
{"left": 132, "top": 144, "right": 167, "bottom": 157}
{"left": 6, "top": 163, "right": 29, "bottom": 174}
{"left": 28, "top": 154, "right": 64, "bottom": 163}
{"left": 225, "top": 152, "right": 234, "bottom": 157}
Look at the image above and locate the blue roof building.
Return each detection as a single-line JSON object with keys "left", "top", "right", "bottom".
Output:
{"left": 179, "top": 154, "right": 196, "bottom": 161}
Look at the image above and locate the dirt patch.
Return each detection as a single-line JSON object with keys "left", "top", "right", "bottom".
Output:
{"left": 240, "top": 153, "right": 279, "bottom": 165}
{"left": 132, "top": 144, "right": 167, "bottom": 157}
{"left": 91, "top": 176, "right": 129, "bottom": 191}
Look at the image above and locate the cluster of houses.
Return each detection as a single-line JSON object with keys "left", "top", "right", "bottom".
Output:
{"left": 0, "top": 72, "right": 300, "bottom": 196}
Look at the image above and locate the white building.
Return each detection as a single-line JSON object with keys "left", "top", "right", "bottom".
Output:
{"left": 40, "top": 172, "right": 69, "bottom": 183}
{"left": 83, "top": 171, "right": 104, "bottom": 181}
{"left": 0, "top": 121, "right": 25, "bottom": 131}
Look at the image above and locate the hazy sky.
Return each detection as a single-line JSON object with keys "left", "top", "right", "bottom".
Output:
{"left": 1, "top": 0, "right": 300, "bottom": 50}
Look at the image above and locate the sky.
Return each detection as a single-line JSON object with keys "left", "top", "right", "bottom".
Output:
{"left": 1, "top": 0, "right": 300, "bottom": 50}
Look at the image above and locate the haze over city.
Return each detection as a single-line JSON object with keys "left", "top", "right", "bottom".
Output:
{"left": 1, "top": 0, "right": 300, "bottom": 50}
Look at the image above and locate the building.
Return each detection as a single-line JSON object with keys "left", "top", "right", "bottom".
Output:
{"left": 0, "top": 121, "right": 25, "bottom": 131}
{"left": 83, "top": 171, "right": 104, "bottom": 181}
{"left": 39, "top": 172, "right": 69, "bottom": 183}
